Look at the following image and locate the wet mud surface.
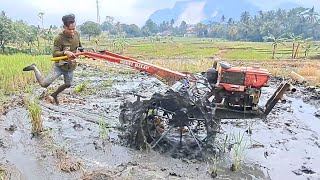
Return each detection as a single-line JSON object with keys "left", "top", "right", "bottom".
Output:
{"left": 0, "top": 62, "right": 319, "bottom": 180}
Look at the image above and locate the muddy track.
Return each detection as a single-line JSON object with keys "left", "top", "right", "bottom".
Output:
{"left": 0, "top": 62, "right": 319, "bottom": 180}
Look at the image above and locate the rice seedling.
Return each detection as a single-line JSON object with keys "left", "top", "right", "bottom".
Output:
{"left": 99, "top": 117, "right": 109, "bottom": 142}
{"left": 26, "top": 97, "right": 43, "bottom": 136}
{"left": 73, "top": 82, "right": 88, "bottom": 94}
{"left": 230, "top": 130, "right": 248, "bottom": 172}
{"left": 0, "top": 54, "right": 51, "bottom": 94}
{"left": 210, "top": 156, "right": 220, "bottom": 178}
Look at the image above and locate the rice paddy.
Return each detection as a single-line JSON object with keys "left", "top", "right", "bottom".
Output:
{"left": 0, "top": 38, "right": 319, "bottom": 99}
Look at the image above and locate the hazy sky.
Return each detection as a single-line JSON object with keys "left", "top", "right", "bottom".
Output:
{"left": 1, "top": 0, "right": 319, "bottom": 27}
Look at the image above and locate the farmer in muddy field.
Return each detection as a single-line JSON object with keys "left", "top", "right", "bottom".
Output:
{"left": 23, "top": 14, "right": 82, "bottom": 105}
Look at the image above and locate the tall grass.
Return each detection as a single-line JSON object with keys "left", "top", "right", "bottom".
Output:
{"left": 26, "top": 98, "right": 43, "bottom": 136}
{"left": 0, "top": 54, "right": 51, "bottom": 94}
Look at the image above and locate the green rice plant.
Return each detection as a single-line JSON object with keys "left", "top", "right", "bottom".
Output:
{"left": 26, "top": 98, "right": 43, "bottom": 136}
{"left": 224, "top": 49, "right": 272, "bottom": 60}
{"left": 230, "top": 130, "right": 248, "bottom": 172}
{"left": 99, "top": 117, "right": 109, "bottom": 142}
{"left": 210, "top": 156, "right": 220, "bottom": 178}
{"left": 0, "top": 54, "right": 51, "bottom": 94}
{"left": 73, "top": 81, "right": 89, "bottom": 95}
{"left": 223, "top": 134, "right": 229, "bottom": 153}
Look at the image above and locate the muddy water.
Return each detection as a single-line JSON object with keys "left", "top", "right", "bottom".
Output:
{"left": 0, "top": 63, "right": 319, "bottom": 179}
{"left": 218, "top": 81, "right": 320, "bottom": 180}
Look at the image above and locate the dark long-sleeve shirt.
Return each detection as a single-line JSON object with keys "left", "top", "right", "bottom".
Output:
{"left": 52, "top": 31, "right": 81, "bottom": 57}
{"left": 52, "top": 31, "right": 81, "bottom": 71}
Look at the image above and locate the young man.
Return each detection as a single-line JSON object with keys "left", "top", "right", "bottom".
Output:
{"left": 23, "top": 14, "right": 82, "bottom": 105}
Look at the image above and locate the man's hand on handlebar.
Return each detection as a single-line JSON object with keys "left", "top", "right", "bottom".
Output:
{"left": 64, "top": 51, "right": 76, "bottom": 60}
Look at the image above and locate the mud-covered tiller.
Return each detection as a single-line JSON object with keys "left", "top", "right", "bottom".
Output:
{"left": 52, "top": 49, "right": 294, "bottom": 151}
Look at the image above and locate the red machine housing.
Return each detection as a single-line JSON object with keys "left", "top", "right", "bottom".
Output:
{"left": 218, "top": 63, "right": 270, "bottom": 92}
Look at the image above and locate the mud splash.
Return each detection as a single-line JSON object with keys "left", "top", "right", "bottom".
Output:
{"left": 0, "top": 62, "right": 319, "bottom": 179}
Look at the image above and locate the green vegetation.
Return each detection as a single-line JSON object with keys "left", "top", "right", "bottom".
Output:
{"left": 26, "top": 98, "right": 43, "bottom": 136}
{"left": 73, "top": 81, "right": 89, "bottom": 94}
{"left": 126, "top": 39, "right": 219, "bottom": 58}
{"left": 0, "top": 54, "right": 51, "bottom": 94}
{"left": 0, "top": 38, "right": 319, "bottom": 97}
{"left": 80, "top": 21, "right": 101, "bottom": 40}
{"left": 99, "top": 117, "right": 109, "bottom": 142}
{"left": 230, "top": 131, "right": 248, "bottom": 172}
{"left": 1, "top": 7, "right": 320, "bottom": 55}
{"left": 224, "top": 49, "right": 272, "bottom": 60}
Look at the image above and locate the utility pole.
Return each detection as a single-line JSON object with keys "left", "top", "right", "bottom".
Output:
{"left": 96, "top": 0, "right": 100, "bottom": 24}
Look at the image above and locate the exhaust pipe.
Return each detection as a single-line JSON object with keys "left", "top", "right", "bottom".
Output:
{"left": 288, "top": 84, "right": 296, "bottom": 93}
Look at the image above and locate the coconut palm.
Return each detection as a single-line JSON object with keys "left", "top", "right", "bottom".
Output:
{"left": 38, "top": 12, "right": 45, "bottom": 29}
{"left": 303, "top": 7, "right": 319, "bottom": 24}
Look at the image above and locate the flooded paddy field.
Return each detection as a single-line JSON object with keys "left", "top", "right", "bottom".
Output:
{"left": 0, "top": 61, "right": 319, "bottom": 180}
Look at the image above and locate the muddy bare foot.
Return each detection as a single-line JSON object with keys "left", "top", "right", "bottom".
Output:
{"left": 45, "top": 94, "right": 59, "bottom": 105}
{"left": 50, "top": 94, "right": 59, "bottom": 105}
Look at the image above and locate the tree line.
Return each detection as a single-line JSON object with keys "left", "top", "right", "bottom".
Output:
{"left": 0, "top": 7, "right": 319, "bottom": 54}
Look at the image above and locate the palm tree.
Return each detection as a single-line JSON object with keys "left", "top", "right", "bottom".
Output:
{"left": 263, "top": 33, "right": 287, "bottom": 59}
{"left": 303, "top": 7, "right": 319, "bottom": 38}
{"left": 303, "top": 7, "right": 319, "bottom": 24}
{"left": 38, "top": 12, "right": 44, "bottom": 29}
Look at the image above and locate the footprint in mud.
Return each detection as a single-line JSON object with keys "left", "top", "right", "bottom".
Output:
{"left": 48, "top": 116, "right": 61, "bottom": 121}
{"left": 73, "top": 123, "right": 84, "bottom": 131}
{"left": 0, "top": 139, "right": 6, "bottom": 148}
{"left": 292, "top": 166, "right": 316, "bottom": 176}
{"left": 4, "top": 124, "right": 17, "bottom": 132}
{"left": 315, "top": 109, "right": 320, "bottom": 117}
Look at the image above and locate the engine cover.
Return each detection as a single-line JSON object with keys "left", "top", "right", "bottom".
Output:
{"left": 218, "top": 62, "right": 270, "bottom": 92}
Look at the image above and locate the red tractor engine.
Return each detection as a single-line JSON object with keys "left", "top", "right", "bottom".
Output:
{"left": 208, "top": 62, "right": 271, "bottom": 109}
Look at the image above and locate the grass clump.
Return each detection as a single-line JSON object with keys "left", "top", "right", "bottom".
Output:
{"left": 26, "top": 98, "right": 43, "bottom": 136}
{"left": 73, "top": 81, "right": 91, "bottom": 95}
{"left": 99, "top": 117, "right": 109, "bottom": 142}
{"left": 230, "top": 131, "right": 248, "bottom": 172}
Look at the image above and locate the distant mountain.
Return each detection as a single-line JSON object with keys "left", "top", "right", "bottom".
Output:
{"left": 149, "top": 0, "right": 300, "bottom": 25}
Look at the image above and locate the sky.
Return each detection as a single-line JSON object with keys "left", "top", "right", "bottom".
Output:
{"left": 1, "top": 0, "right": 319, "bottom": 27}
